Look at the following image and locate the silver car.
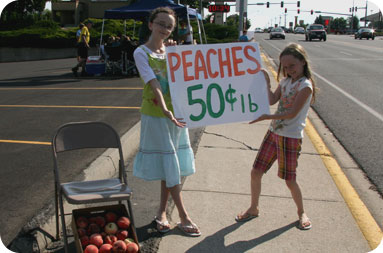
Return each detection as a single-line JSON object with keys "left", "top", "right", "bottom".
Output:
{"left": 270, "top": 27, "right": 285, "bottom": 40}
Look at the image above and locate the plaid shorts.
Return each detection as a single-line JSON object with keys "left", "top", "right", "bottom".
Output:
{"left": 253, "top": 130, "right": 302, "bottom": 181}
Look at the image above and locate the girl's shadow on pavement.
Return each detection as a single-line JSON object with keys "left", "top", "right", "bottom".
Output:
{"left": 185, "top": 221, "right": 297, "bottom": 253}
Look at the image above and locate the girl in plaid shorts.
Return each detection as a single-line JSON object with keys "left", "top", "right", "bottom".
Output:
{"left": 236, "top": 43, "right": 317, "bottom": 230}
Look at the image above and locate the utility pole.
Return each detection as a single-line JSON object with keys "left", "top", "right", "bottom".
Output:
{"left": 238, "top": 0, "right": 245, "bottom": 37}
{"left": 365, "top": 0, "right": 368, "bottom": 27}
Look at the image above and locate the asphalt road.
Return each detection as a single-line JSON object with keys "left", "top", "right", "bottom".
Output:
{"left": 0, "top": 59, "right": 142, "bottom": 247}
{"left": 254, "top": 32, "right": 383, "bottom": 195}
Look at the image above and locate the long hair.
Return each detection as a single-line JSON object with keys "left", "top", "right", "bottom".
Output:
{"left": 277, "top": 43, "right": 317, "bottom": 104}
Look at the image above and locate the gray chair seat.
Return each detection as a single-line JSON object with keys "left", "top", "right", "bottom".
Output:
{"left": 62, "top": 178, "right": 132, "bottom": 204}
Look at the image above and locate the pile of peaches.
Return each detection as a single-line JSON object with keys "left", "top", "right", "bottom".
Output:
{"left": 75, "top": 211, "right": 139, "bottom": 253}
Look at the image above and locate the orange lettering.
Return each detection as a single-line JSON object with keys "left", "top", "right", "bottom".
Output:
{"left": 167, "top": 52, "right": 181, "bottom": 83}
{"left": 194, "top": 50, "right": 208, "bottom": 80}
{"left": 244, "top": 45, "right": 261, "bottom": 74}
{"left": 206, "top": 49, "right": 218, "bottom": 79}
{"left": 218, "top": 48, "right": 232, "bottom": 78}
{"left": 182, "top": 50, "right": 194, "bottom": 82}
{"left": 231, "top": 46, "right": 245, "bottom": 76}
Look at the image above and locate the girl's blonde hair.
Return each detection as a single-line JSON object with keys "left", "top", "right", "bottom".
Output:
{"left": 277, "top": 43, "right": 317, "bottom": 104}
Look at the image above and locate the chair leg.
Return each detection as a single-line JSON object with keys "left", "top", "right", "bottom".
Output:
{"left": 55, "top": 184, "right": 60, "bottom": 240}
{"left": 59, "top": 194, "right": 69, "bottom": 253}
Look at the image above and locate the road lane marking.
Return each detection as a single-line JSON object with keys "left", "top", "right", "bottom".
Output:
{"left": 0, "top": 139, "right": 51, "bottom": 145}
{"left": 260, "top": 42, "right": 383, "bottom": 123}
{"left": 0, "top": 105, "right": 141, "bottom": 109}
{"left": 0, "top": 87, "right": 143, "bottom": 90}
{"left": 314, "top": 72, "right": 383, "bottom": 123}
{"left": 262, "top": 51, "right": 383, "bottom": 250}
{"left": 339, "top": 51, "right": 353, "bottom": 56}
{"left": 305, "top": 121, "right": 383, "bottom": 250}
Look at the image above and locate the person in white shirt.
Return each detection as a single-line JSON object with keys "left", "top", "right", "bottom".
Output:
{"left": 236, "top": 43, "right": 316, "bottom": 231}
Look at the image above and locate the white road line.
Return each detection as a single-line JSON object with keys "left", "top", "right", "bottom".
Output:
{"left": 339, "top": 51, "right": 353, "bottom": 56}
{"left": 314, "top": 72, "right": 383, "bottom": 123}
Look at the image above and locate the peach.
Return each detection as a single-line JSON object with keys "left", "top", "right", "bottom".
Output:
{"left": 76, "top": 216, "right": 88, "bottom": 229}
{"left": 87, "top": 223, "right": 101, "bottom": 235}
{"left": 95, "top": 216, "right": 106, "bottom": 228}
{"left": 80, "top": 235, "right": 90, "bottom": 248}
{"left": 112, "top": 240, "right": 126, "bottom": 253}
{"left": 116, "top": 230, "right": 128, "bottom": 241}
{"left": 117, "top": 216, "right": 130, "bottom": 229}
{"left": 78, "top": 228, "right": 87, "bottom": 237}
{"left": 89, "top": 233, "right": 103, "bottom": 248}
{"left": 124, "top": 238, "right": 134, "bottom": 245}
{"left": 104, "top": 235, "right": 117, "bottom": 245}
{"left": 126, "top": 242, "right": 139, "bottom": 253}
{"left": 84, "top": 244, "right": 99, "bottom": 253}
{"left": 105, "top": 212, "right": 117, "bottom": 223}
{"left": 104, "top": 222, "right": 118, "bottom": 234}
{"left": 99, "top": 243, "right": 113, "bottom": 253}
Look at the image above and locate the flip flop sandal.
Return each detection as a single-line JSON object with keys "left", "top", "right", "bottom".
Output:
{"left": 298, "top": 216, "right": 312, "bottom": 230}
{"left": 177, "top": 222, "right": 201, "bottom": 237}
{"left": 235, "top": 212, "right": 259, "bottom": 222}
{"left": 154, "top": 216, "right": 171, "bottom": 233}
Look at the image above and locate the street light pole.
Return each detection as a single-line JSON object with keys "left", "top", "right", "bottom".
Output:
{"left": 238, "top": 0, "right": 245, "bottom": 37}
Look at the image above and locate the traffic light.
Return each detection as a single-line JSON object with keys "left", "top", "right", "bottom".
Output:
{"left": 285, "top": 8, "right": 287, "bottom": 13}
{"left": 355, "top": 7, "right": 357, "bottom": 11}
{"left": 281, "top": 1, "right": 284, "bottom": 8}
{"left": 311, "top": 10, "right": 313, "bottom": 15}
{"left": 297, "top": 9, "right": 300, "bottom": 14}
{"left": 297, "top": 1, "right": 300, "bottom": 7}
{"left": 267, "top": 2, "right": 269, "bottom": 8}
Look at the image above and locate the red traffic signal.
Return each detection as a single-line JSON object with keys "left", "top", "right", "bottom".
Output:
{"left": 311, "top": 10, "right": 313, "bottom": 15}
{"left": 285, "top": 8, "right": 287, "bottom": 13}
{"left": 297, "top": 9, "right": 300, "bottom": 14}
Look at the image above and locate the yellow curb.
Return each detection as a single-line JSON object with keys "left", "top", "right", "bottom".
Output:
{"left": 261, "top": 51, "right": 383, "bottom": 250}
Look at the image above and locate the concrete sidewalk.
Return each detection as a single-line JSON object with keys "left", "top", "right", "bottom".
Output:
{"left": 156, "top": 61, "right": 380, "bottom": 252}
{"left": 157, "top": 117, "right": 371, "bottom": 253}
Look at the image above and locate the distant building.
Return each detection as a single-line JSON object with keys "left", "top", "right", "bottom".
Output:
{"left": 52, "top": 0, "right": 132, "bottom": 27}
{"left": 360, "top": 11, "right": 383, "bottom": 27}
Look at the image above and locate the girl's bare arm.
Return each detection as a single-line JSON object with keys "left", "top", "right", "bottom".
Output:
{"left": 148, "top": 78, "right": 186, "bottom": 127}
{"left": 261, "top": 69, "right": 281, "bottom": 105}
{"left": 250, "top": 87, "right": 312, "bottom": 124}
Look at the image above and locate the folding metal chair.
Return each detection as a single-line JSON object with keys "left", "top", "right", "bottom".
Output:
{"left": 52, "top": 121, "right": 136, "bottom": 253}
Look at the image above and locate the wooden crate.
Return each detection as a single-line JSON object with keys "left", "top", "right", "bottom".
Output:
{"left": 71, "top": 204, "right": 139, "bottom": 252}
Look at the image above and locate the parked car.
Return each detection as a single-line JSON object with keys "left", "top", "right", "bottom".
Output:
{"left": 305, "top": 24, "right": 327, "bottom": 41}
{"left": 270, "top": 27, "right": 285, "bottom": 40}
{"left": 294, "top": 27, "right": 305, "bottom": 34}
{"left": 355, "top": 28, "right": 375, "bottom": 40}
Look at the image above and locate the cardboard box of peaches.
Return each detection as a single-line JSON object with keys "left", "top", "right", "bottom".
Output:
{"left": 72, "top": 204, "right": 140, "bottom": 253}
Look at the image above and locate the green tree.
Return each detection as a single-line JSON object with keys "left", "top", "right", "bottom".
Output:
{"left": 330, "top": 17, "right": 347, "bottom": 32}
{"left": 1, "top": 0, "right": 48, "bottom": 30}
{"left": 314, "top": 15, "right": 324, "bottom": 25}
{"left": 350, "top": 15, "right": 360, "bottom": 30}
{"left": 226, "top": 14, "right": 251, "bottom": 30}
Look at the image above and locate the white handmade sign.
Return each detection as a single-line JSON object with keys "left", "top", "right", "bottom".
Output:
{"left": 166, "top": 42, "right": 270, "bottom": 128}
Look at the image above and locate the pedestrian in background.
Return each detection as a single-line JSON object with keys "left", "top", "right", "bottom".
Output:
{"left": 238, "top": 30, "right": 254, "bottom": 42}
{"left": 132, "top": 7, "right": 201, "bottom": 237}
{"left": 75, "top": 23, "right": 84, "bottom": 63}
{"left": 72, "top": 20, "right": 93, "bottom": 77}
{"left": 178, "top": 21, "right": 193, "bottom": 44}
{"left": 236, "top": 43, "right": 316, "bottom": 230}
